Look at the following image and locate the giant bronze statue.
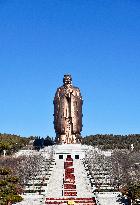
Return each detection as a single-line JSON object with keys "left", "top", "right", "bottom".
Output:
{"left": 53, "top": 75, "right": 83, "bottom": 144}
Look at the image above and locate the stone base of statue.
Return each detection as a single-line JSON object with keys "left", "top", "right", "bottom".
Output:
{"left": 59, "top": 134, "right": 77, "bottom": 144}
{"left": 56, "top": 134, "right": 82, "bottom": 144}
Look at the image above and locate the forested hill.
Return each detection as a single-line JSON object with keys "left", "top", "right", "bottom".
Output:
{"left": 82, "top": 134, "right": 140, "bottom": 150}
{"left": 1, "top": 133, "right": 140, "bottom": 153}
{"left": 0, "top": 133, "right": 30, "bottom": 155}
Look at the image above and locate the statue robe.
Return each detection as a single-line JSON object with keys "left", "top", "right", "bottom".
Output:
{"left": 53, "top": 85, "right": 83, "bottom": 140}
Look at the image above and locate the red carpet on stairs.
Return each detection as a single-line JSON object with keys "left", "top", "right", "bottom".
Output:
{"left": 45, "top": 156, "right": 97, "bottom": 205}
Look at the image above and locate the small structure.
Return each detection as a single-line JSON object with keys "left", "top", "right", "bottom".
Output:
{"left": 131, "top": 143, "right": 134, "bottom": 151}
{"left": 53, "top": 75, "right": 83, "bottom": 144}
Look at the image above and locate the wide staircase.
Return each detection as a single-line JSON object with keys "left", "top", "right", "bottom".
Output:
{"left": 45, "top": 145, "right": 96, "bottom": 205}
{"left": 16, "top": 144, "right": 126, "bottom": 205}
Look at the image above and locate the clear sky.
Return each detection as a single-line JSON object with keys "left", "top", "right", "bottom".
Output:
{"left": 0, "top": 0, "right": 140, "bottom": 137}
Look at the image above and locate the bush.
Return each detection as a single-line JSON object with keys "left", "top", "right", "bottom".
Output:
{"left": 0, "top": 167, "right": 23, "bottom": 205}
{"left": 6, "top": 194, "right": 23, "bottom": 203}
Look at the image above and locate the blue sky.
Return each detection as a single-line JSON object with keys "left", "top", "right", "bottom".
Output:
{"left": 0, "top": 0, "right": 140, "bottom": 137}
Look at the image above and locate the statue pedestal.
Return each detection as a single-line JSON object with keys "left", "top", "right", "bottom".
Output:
{"left": 59, "top": 134, "right": 77, "bottom": 144}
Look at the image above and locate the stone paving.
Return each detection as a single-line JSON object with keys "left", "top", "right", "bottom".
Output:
{"left": 73, "top": 159, "right": 93, "bottom": 198}
{"left": 45, "top": 159, "right": 64, "bottom": 197}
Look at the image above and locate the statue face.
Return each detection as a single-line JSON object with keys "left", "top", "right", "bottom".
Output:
{"left": 63, "top": 75, "right": 72, "bottom": 85}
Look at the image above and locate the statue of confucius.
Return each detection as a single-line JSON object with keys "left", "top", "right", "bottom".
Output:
{"left": 53, "top": 75, "right": 83, "bottom": 144}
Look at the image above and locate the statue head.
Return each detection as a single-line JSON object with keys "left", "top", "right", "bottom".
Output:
{"left": 63, "top": 75, "right": 72, "bottom": 86}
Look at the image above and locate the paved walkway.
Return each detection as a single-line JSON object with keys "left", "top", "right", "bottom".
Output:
{"left": 45, "top": 159, "right": 64, "bottom": 197}
{"left": 73, "top": 159, "right": 93, "bottom": 198}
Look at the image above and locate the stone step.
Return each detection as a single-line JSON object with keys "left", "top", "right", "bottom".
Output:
{"left": 45, "top": 197, "right": 97, "bottom": 204}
